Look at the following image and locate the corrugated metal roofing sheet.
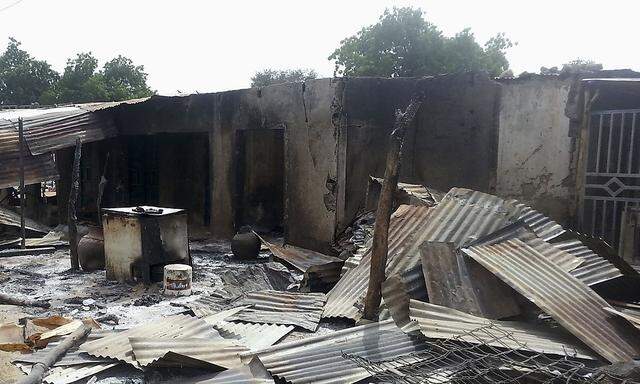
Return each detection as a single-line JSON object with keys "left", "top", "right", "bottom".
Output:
{"left": 324, "top": 205, "right": 433, "bottom": 320}
{"left": 0, "top": 103, "right": 124, "bottom": 155}
{"left": 419, "top": 241, "right": 521, "bottom": 319}
{"left": 251, "top": 319, "right": 430, "bottom": 384}
{"left": 129, "top": 337, "right": 247, "bottom": 368}
{"left": 0, "top": 122, "right": 59, "bottom": 188}
{"left": 259, "top": 238, "right": 344, "bottom": 291}
{"left": 0, "top": 206, "right": 51, "bottom": 233}
{"left": 408, "top": 300, "right": 597, "bottom": 360}
{"left": 553, "top": 239, "right": 623, "bottom": 286}
{"left": 182, "top": 357, "right": 274, "bottom": 384}
{"left": 226, "top": 291, "right": 326, "bottom": 332}
{"left": 212, "top": 320, "right": 294, "bottom": 351}
{"left": 15, "top": 362, "right": 119, "bottom": 384}
{"left": 328, "top": 188, "right": 565, "bottom": 320}
{"left": 81, "top": 314, "right": 221, "bottom": 368}
{"left": 462, "top": 239, "right": 640, "bottom": 363}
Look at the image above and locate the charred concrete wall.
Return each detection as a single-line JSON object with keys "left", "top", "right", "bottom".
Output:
{"left": 496, "top": 77, "right": 575, "bottom": 224}
{"left": 338, "top": 73, "right": 501, "bottom": 231}
{"left": 114, "top": 80, "right": 339, "bottom": 252}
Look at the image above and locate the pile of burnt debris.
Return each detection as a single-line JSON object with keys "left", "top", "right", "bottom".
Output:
{"left": 3, "top": 181, "right": 640, "bottom": 384}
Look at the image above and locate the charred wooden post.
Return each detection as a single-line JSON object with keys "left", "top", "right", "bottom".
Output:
{"left": 363, "top": 97, "right": 422, "bottom": 321}
{"left": 0, "top": 292, "right": 50, "bottom": 308}
{"left": 69, "top": 138, "right": 82, "bottom": 270}
{"left": 18, "top": 118, "right": 25, "bottom": 249}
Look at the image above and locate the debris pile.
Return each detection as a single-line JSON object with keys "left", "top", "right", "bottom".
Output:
{"left": 3, "top": 186, "right": 640, "bottom": 383}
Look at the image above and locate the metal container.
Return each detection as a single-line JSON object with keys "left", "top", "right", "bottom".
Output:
{"left": 163, "top": 264, "right": 192, "bottom": 296}
{"left": 102, "top": 206, "right": 190, "bottom": 284}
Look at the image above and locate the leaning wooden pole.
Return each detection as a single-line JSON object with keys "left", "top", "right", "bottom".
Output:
{"left": 68, "top": 138, "right": 82, "bottom": 270}
{"left": 363, "top": 97, "right": 423, "bottom": 321}
{"left": 18, "top": 118, "right": 26, "bottom": 249}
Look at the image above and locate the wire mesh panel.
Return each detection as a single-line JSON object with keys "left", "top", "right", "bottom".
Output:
{"left": 582, "top": 109, "right": 640, "bottom": 247}
{"left": 344, "top": 324, "right": 637, "bottom": 384}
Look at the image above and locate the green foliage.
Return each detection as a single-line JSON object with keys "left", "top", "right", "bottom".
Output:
{"left": 251, "top": 68, "right": 317, "bottom": 87}
{"left": 540, "top": 59, "right": 603, "bottom": 76}
{"left": 329, "top": 7, "right": 513, "bottom": 78}
{"left": 0, "top": 38, "right": 59, "bottom": 105}
{"left": 0, "top": 38, "right": 154, "bottom": 105}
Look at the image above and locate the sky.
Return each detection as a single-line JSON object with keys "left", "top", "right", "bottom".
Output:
{"left": 1, "top": 0, "right": 639, "bottom": 95}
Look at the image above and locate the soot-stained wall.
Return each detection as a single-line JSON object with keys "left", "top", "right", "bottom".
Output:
{"left": 338, "top": 73, "right": 501, "bottom": 231}
{"left": 114, "top": 80, "right": 339, "bottom": 252}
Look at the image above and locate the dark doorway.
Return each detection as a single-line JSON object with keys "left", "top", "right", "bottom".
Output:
{"left": 235, "top": 128, "right": 285, "bottom": 233}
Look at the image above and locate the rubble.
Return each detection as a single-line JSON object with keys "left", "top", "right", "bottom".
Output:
{"left": 3, "top": 186, "right": 640, "bottom": 384}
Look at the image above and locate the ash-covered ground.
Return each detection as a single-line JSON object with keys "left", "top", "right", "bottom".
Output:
{"left": 0, "top": 240, "right": 345, "bottom": 383}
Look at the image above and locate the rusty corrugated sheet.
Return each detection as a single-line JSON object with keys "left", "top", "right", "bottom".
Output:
{"left": 522, "top": 235, "right": 584, "bottom": 272}
{"left": 212, "top": 320, "right": 294, "bottom": 351}
{"left": 0, "top": 206, "right": 51, "bottom": 233}
{"left": 81, "top": 314, "right": 221, "bottom": 368}
{"left": 129, "top": 337, "right": 247, "bottom": 368}
{"left": 0, "top": 124, "right": 58, "bottom": 188}
{"left": 259, "top": 237, "right": 344, "bottom": 291}
{"left": 324, "top": 205, "right": 432, "bottom": 320}
{"left": 408, "top": 300, "right": 597, "bottom": 360}
{"left": 553, "top": 239, "right": 623, "bottom": 285}
{"left": 0, "top": 106, "right": 117, "bottom": 155}
{"left": 420, "top": 241, "right": 521, "bottom": 319}
{"left": 250, "top": 319, "right": 430, "bottom": 384}
{"left": 226, "top": 291, "right": 326, "bottom": 332}
{"left": 462, "top": 238, "right": 640, "bottom": 363}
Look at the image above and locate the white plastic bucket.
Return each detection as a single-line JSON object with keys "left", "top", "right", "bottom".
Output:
{"left": 163, "top": 264, "right": 192, "bottom": 296}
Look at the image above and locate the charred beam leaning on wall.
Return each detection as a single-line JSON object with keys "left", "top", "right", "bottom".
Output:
{"left": 364, "top": 96, "right": 423, "bottom": 320}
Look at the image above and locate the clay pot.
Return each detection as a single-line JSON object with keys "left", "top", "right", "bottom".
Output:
{"left": 78, "top": 226, "right": 105, "bottom": 271}
{"left": 231, "top": 231, "right": 260, "bottom": 260}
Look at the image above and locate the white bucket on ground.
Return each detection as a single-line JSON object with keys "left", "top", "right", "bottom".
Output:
{"left": 163, "top": 264, "right": 192, "bottom": 296}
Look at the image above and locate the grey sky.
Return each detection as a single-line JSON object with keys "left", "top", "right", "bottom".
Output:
{"left": 1, "top": 0, "right": 637, "bottom": 95}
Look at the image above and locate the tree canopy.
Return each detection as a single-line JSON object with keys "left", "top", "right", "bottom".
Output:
{"left": 251, "top": 68, "right": 317, "bottom": 87}
{"left": 0, "top": 38, "right": 59, "bottom": 105}
{"left": 0, "top": 38, "right": 154, "bottom": 105}
{"left": 329, "top": 7, "right": 512, "bottom": 78}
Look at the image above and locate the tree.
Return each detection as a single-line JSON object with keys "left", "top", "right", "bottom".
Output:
{"left": 0, "top": 38, "right": 154, "bottom": 105}
{"left": 43, "top": 53, "right": 154, "bottom": 104}
{"left": 0, "top": 38, "right": 58, "bottom": 105}
{"left": 41, "top": 52, "right": 107, "bottom": 104}
{"left": 251, "top": 68, "right": 317, "bottom": 87}
{"left": 329, "top": 7, "right": 512, "bottom": 78}
{"left": 101, "top": 55, "right": 153, "bottom": 100}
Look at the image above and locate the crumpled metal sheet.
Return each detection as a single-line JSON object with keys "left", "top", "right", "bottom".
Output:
{"left": 325, "top": 188, "right": 564, "bottom": 321}
{"left": 463, "top": 238, "right": 640, "bottom": 363}
{"left": 553, "top": 239, "right": 623, "bottom": 286}
{"left": 420, "top": 241, "right": 521, "bottom": 319}
{"left": 0, "top": 205, "right": 51, "bottom": 233}
{"left": 408, "top": 300, "right": 597, "bottom": 360}
{"left": 226, "top": 291, "right": 326, "bottom": 332}
{"left": 323, "top": 205, "right": 432, "bottom": 320}
{"left": 81, "top": 314, "right": 221, "bottom": 368}
{"left": 15, "top": 362, "right": 119, "bottom": 384}
{"left": 129, "top": 337, "right": 247, "bottom": 368}
{"left": 212, "top": 320, "right": 294, "bottom": 351}
{"left": 259, "top": 237, "right": 344, "bottom": 291}
{"left": 181, "top": 357, "right": 274, "bottom": 384}
{"left": 251, "top": 319, "right": 430, "bottom": 384}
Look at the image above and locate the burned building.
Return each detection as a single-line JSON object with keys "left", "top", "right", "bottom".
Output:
{"left": 2, "top": 72, "right": 640, "bottom": 254}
